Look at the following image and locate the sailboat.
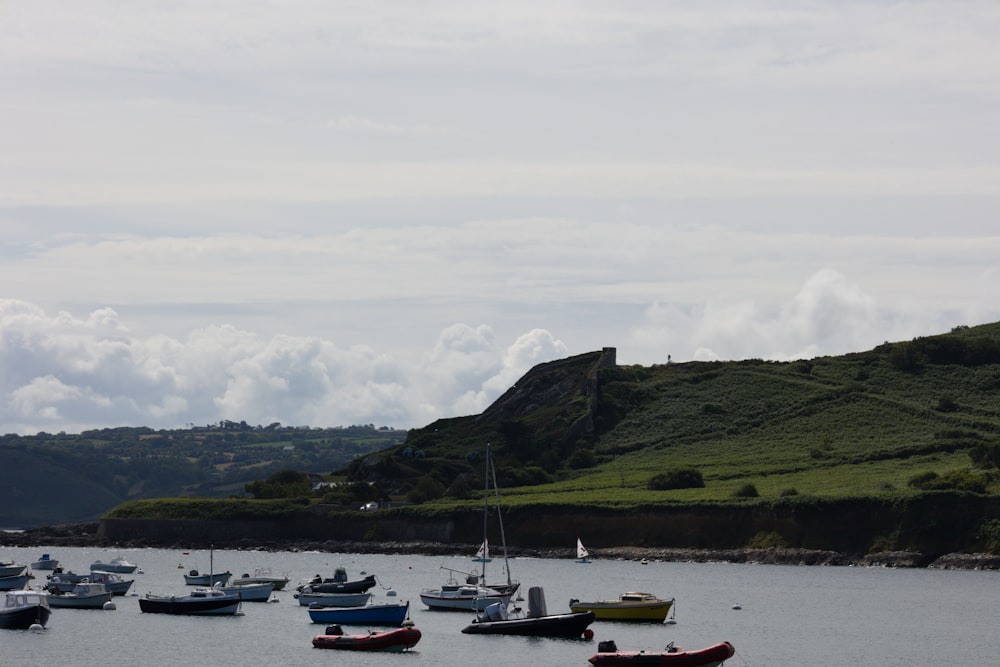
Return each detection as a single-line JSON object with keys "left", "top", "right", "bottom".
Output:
{"left": 476, "top": 444, "right": 519, "bottom": 597}
{"left": 420, "top": 444, "right": 519, "bottom": 610}
{"left": 473, "top": 539, "right": 492, "bottom": 563}
{"left": 182, "top": 547, "right": 232, "bottom": 586}
{"left": 575, "top": 538, "right": 592, "bottom": 564}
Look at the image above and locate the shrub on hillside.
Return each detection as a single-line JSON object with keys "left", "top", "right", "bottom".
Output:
{"left": 647, "top": 466, "right": 704, "bottom": 490}
{"left": 969, "top": 441, "right": 1000, "bottom": 469}
{"left": 733, "top": 482, "right": 759, "bottom": 498}
{"left": 908, "top": 469, "right": 987, "bottom": 493}
{"left": 244, "top": 469, "right": 311, "bottom": 499}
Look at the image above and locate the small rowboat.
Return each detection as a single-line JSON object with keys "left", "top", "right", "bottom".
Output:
{"left": 311, "top": 625, "right": 422, "bottom": 651}
{"left": 588, "top": 640, "right": 735, "bottom": 667}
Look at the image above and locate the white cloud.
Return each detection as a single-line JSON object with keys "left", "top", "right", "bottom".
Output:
{"left": 1, "top": 2, "right": 999, "bottom": 433}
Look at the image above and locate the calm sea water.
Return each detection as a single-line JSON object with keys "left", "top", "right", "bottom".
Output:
{"left": 0, "top": 545, "right": 996, "bottom": 667}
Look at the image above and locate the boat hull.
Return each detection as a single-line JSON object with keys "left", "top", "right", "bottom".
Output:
{"left": 588, "top": 641, "right": 735, "bottom": 667}
{"left": 47, "top": 592, "right": 113, "bottom": 609}
{"left": 90, "top": 560, "right": 137, "bottom": 574}
{"left": 0, "top": 575, "right": 30, "bottom": 591}
{"left": 232, "top": 573, "right": 289, "bottom": 591}
{"left": 0, "top": 592, "right": 51, "bottom": 629}
{"left": 183, "top": 571, "right": 232, "bottom": 586}
{"left": 419, "top": 590, "right": 512, "bottom": 611}
{"left": 462, "top": 610, "right": 595, "bottom": 637}
{"left": 0, "top": 605, "right": 51, "bottom": 629}
{"left": 571, "top": 602, "right": 673, "bottom": 622}
{"left": 48, "top": 572, "right": 133, "bottom": 596}
{"left": 311, "top": 626, "right": 421, "bottom": 651}
{"left": 46, "top": 583, "right": 114, "bottom": 609}
{"left": 139, "top": 595, "right": 241, "bottom": 615}
{"left": 307, "top": 601, "right": 410, "bottom": 626}
{"left": 31, "top": 557, "right": 59, "bottom": 571}
{"left": 304, "top": 575, "right": 377, "bottom": 594}
{"left": 297, "top": 592, "right": 371, "bottom": 607}
{"left": 0, "top": 564, "right": 27, "bottom": 578}
{"left": 218, "top": 583, "right": 273, "bottom": 602}
{"left": 571, "top": 593, "right": 674, "bottom": 623}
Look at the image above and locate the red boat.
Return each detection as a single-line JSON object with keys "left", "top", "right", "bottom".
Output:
{"left": 311, "top": 624, "right": 422, "bottom": 652}
{"left": 589, "top": 640, "right": 735, "bottom": 667}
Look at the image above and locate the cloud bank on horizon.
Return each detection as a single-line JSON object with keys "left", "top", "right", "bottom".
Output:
{"left": 1, "top": 1, "right": 998, "bottom": 435}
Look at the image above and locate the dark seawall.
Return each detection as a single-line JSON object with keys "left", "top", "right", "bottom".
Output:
{"left": 94, "top": 493, "right": 1000, "bottom": 558}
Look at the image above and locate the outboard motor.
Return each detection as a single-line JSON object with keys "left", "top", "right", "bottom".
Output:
{"left": 598, "top": 640, "right": 618, "bottom": 653}
{"left": 325, "top": 625, "right": 344, "bottom": 636}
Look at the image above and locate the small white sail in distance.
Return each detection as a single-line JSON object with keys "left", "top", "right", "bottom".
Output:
{"left": 576, "top": 538, "right": 591, "bottom": 563}
{"left": 473, "top": 539, "right": 492, "bottom": 562}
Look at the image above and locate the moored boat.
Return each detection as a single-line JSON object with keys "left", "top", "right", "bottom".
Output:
{"left": 139, "top": 587, "right": 242, "bottom": 615}
{"left": 217, "top": 582, "right": 273, "bottom": 602}
{"left": 90, "top": 556, "right": 138, "bottom": 574}
{"left": 461, "top": 586, "right": 595, "bottom": 638}
{"left": 31, "top": 554, "right": 59, "bottom": 570}
{"left": 183, "top": 569, "right": 232, "bottom": 586}
{"left": 0, "top": 574, "right": 31, "bottom": 591}
{"left": 307, "top": 600, "right": 411, "bottom": 626}
{"left": 570, "top": 591, "right": 675, "bottom": 622}
{"left": 182, "top": 548, "right": 231, "bottom": 586}
{"left": 419, "top": 581, "right": 511, "bottom": 611}
{"left": 296, "top": 591, "right": 371, "bottom": 607}
{"left": 297, "top": 567, "right": 377, "bottom": 594}
{"left": 588, "top": 640, "right": 736, "bottom": 667}
{"left": 48, "top": 570, "right": 134, "bottom": 596}
{"left": 45, "top": 582, "right": 114, "bottom": 609}
{"left": 311, "top": 624, "right": 421, "bottom": 651}
{"left": 0, "top": 561, "right": 27, "bottom": 578}
{"left": 231, "top": 567, "right": 290, "bottom": 591}
{"left": 0, "top": 590, "right": 51, "bottom": 629}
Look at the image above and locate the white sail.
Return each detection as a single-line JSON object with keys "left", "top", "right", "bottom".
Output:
{"left": 576, "top": 538, "right": 591, "bottom": 562}
{"left": 474, "top": 539, "right": 491, "bottom": 562}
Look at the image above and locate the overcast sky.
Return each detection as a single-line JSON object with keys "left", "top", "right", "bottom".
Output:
{"left": 2, "top": 1, "right": 998, "bottom": 436}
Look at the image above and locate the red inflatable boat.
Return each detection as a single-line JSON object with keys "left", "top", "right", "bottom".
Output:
{"left": 588, "top": 640, "right": 735, "bottom": 666}
{"left": 311, "top": 624, "right": 422, "bottom": 651}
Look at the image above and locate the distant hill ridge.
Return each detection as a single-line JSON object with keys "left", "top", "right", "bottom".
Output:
{"left": 14, "top": 322, "right": 1000, "bottom": 556}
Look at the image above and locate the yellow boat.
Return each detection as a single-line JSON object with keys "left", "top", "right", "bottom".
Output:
{"left": 569, "top": 591, "right": 674, "bottom": 622}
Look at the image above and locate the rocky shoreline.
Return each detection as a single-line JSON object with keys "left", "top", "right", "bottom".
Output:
{"left": 4, "top": 522, "right": 999, "bottom": 570}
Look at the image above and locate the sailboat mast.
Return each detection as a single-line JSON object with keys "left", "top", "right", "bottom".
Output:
{"left": 481, "top": 444, "right": 491, "bottom": 585}
{"left": 489, "top": 448, "right": 513, "bottom": 588}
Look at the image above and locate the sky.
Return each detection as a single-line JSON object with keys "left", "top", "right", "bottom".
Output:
{"left": 1, "top": 1, "right": 999, "bottom": 436}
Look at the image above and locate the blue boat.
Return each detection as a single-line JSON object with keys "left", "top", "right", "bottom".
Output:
{"left": 308, "top": 600, "right": 411, "bottom": 626}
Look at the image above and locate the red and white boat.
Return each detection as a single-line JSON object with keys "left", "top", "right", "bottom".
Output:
{"left": 311, "top": 624, "right": 422, "bottom": 651}
{"left": 589, "top": 640, "right": 735, "bottom": 667}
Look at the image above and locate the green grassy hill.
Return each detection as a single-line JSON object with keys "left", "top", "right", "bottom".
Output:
{"left": 342, "top": 323, "right": 1000, "bottom": 513}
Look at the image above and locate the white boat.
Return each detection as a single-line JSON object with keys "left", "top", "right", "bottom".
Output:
{"left": 90, "top": 556, "right": 138, "bottom": 574}
{"left": 231, "top": 567, "right": 290, "bottom": 591}
{"left": 419, "top": 581, "right": 513, "bottom": 611}
{"left": 296, "top": 591, "right": 372, "bottom": 607}
{"left": 216, "top": 582, "right": 274, "bottom": 602}
{"left": 575, "top": 538, "right": 592, "bottom": 563}
{"left": 0, "top": 589, "right": 51, "bottom": 629}
{"left": 31, "top": 554, "right": 59, "bottom": 570}
{"left": 45, "top": 582, "right": 114, "bottom": 609}
{"left": 0, "top": 561, "right": 27, "bottom": 578}
{"left": 49, "top": 570, "right": 134, "bottom": 596}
